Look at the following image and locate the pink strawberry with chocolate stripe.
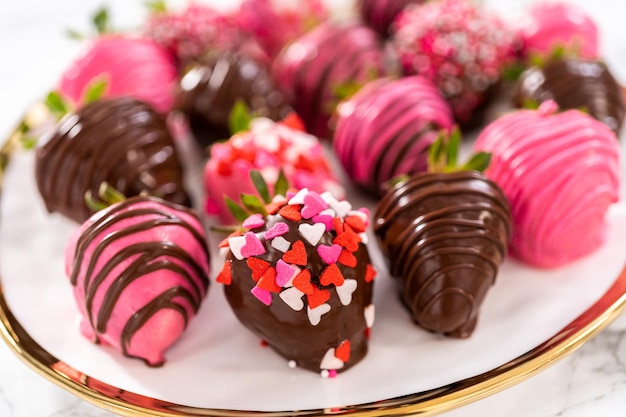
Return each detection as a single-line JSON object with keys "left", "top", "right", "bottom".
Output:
{"left": 216, "top": 175, "right": 375, "bottom": 376}
{"left": 65, "top": 194, "right": 210, "bottom": 367}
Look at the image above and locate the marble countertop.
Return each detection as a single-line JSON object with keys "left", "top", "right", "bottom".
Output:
{"left": 1, "top": 0, "right": 626, "bottom": 416}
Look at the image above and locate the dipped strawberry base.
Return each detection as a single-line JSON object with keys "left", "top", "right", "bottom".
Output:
{"left": 217, "top": 189, "right": 375, "bottom": 375}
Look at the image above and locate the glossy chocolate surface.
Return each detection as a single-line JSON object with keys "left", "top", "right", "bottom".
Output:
{"left": 374, "top": 171, "right": 511, "bottom": 337}
{"left": 516, "top": 58, "right": 625, "bottom": 135}
{"left": 35, "top": 97, "right": 190, "bottom": 224}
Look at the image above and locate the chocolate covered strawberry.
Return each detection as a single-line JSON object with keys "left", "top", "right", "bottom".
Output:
{"left": 216, "top": 176, "right": 375, "bottom": 376}
{"left": 65, "top": 193, "right": 210, "bottom": 367}
{"left": 374, "top": 131, "right": 512, "bottom": 337}
{"left": 35, "top": 96, "right": 190, "bottom": 224}
{"left": 358, "top": 0, "right": 426, "bottom": 38}
{"left": 515, "top": 57, "right": 625, "bottom": 135}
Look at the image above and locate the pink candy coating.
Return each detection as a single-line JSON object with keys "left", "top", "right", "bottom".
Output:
{"left": 474, "top": 102, "right": 620, "bottom": 268}
{"left": 65, "top": 198, "right": 210, "bottom": 366}
{"left": 58, "top": 36, "right": 177, "bottom": 114}
{"left": 204, "top": 117, "right": 344, "bottom": 224}
{"left": 518, "top": 2, "right": 599, "bottom": 60}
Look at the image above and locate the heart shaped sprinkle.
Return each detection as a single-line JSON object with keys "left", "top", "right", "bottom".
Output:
{"left": 320, "top": 347, "right": 344, "bottom": 369}
{"left": 298, "top": 223, "right": 325, "bottom": 246}
{"left": 279, "top": 204, "right": 302, "bottom": 222}
{"left": 271, "top": 236, "right": 291, "bottom": 253}
{"left": 307, "top": 303, "right": 331, "bottom": 326}
{"left": 240, "top": 232, "right": 266, "bottom": 258}
{"left": 279, "top": 287, "right": 305, "bottom": 311}
{"left": 334, "top": 340, "right": 351, "bottom": 363}
{"left": 227, "top": 235, "right": 246, "bottom": 260}
{"left": 364, "top": 304, "right": 375, "bottom": 328}
{"left": 317, "top": 244, "right": 342, "bottom": 265}
{"left": 336, "top": 279, "right": 357, "bottom": 305}
{"left": 288, "top": 188, "right": 309, "bottom": 205}
{"left": 251, "top": 286, "right": 272, "bottom": 306}
{"left": 283, "top": 240, "right": 307, "bottom": 266}
{"left": 320, "top": 263, "right": 345, "bottom": 287}
{"left": 219, "top": 230, "right": 242, "bottom": 248}
{"left": 242, "top": 213, "right": 266, "bottom": 230}
{"left": 246, "top": 257, "right": 270, "bottom": 282}
{"left": 266, "top": 197, "right": 287, "bottom": 215}
{"left": 216, "top": 261, "right": 232, "bottom": 285}
{"left": 293, "top": 269, "right": 314, "bottom": 295}
{"left": 333, "top": 229, "right": 360, "bottom": 252}
{"left": 344, "top": 215, "right": 366, "bottom": 233}
{"left": 365, "top": 264, "right": 377, "bottom": 282}
{"left": 276, "top": 259, "right": 299, "bottom": 287}
{"left": 257, "top": 267, "right": 281, "bottom": 292}
{"left": 332, "top": 217, "right": 344, "bottom": 234}
{"left": 338, "top": 249, "right": 357, "bottom": 267}
{"left": 322, "top": 195, "right": 351, "bottom": 217}
{"left": 301, "top": 191, "right": 328, "bottom": 219}
{"left": 307, "top": 287, "right": 331, "bottom": 309}
{"left": 264, "top": 221, "right": 289, "bottom": 240}
{"left": 312, "top": 214, "right": 333, "bottom": 231}
{"left": 359, "top": 232, "right": 369, "bottom": 244}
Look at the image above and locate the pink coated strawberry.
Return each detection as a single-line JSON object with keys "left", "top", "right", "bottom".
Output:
{"left": 474, "top": 101, "right": 620, "bottom": 268}
{"left": 65, "top": 196, "right": 210, "bottom": 367}
{"left": 58, "top": 36, "right": 177, "bottom": 114}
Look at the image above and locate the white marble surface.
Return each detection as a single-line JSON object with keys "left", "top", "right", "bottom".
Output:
{"left": 1, "top": 0, "right": 626, "bottom": 416}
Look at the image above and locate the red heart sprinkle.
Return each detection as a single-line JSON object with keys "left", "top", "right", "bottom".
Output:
{"left": 257, "top": 267, "right": 281, "bottom": 293}
{"left": 333, "top": 229, "right": 361, "bottom": 252}
{"left": 293, "top": 269, "right": 314, "bottom": 295}
{"left": 338, "top": 249, "right": 357, "bottom": 268}
{"left": 332, "top": 217, "right": 344, "bottom": 234}
{"left": 279, "top": 204, "right": 302, "bottom": 222}
{"left": 216, "top": 261, "right": 232, "bottom": 285}
{"left": 282, "top": 240, "right": 307, "bottom": 266}
{"left": 365, "top": 264, "right": 377, "bottom": 282}
{"left": 344, "top": 215, "right": 366, "bottom": 233}
{"left": 246, "top": 257, "right": 271, "bottom": 282}
{"left": 320, "top": 263, "right": 345, "bottom": 287}
{"left": 335, "top": 340, "right": 351, "bottom": 363}
{"left": 307, "top": 287, "right": 330, "bottom": 309}
{"left": 266, "top": 198, "right": 287, "bottom": 215}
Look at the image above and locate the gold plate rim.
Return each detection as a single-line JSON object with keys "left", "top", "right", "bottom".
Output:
{"left": 1, "top": 130, "right": 626, "bottom": 417}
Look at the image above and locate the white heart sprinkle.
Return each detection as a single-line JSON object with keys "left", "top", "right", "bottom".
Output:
{"left": 320, "top": 191, "right": 336, "bottom": 205}
{"left": 359, "top": 232, "right": 369, "bottom": 245}
{"left": 336, "top": 279, "right": 357, "bottom": 306}
{"left": 271, "top": 236, "right": 291, "bottom": 253}
{"left": 279, "top": 287, "right": 305, "bottom": 311}
{"left": 299, "top": 223, "right": 326, "bottom": 246}
{"left": 219, "top": 246, "right": 230, "bottom": 259}
{"left": 320, "top": 348, "right": 344, "bottom": 370}
{"left": 288, "top": 188, "right": 309, "bottom": 205}
{"left": 307, "top": 303, "right": 331, "bottom": 326}
{"left": 364, "top": 304, "right": 375, "bottom": 328}
{"left": 284, "top": 265, "right": 301, "bottom": 288}
{"left": 227, "top": 236, "right": 246, "bottom": 260}
{"left": 319, "top": 208, "right": 336, "bottom": 217}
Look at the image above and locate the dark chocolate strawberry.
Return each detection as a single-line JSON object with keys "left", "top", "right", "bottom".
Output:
{"left": 374, "top": 130, "right": 511, "bottom": 337}
{"left": 216, "top": 175, "right": 375, "bottom": 376}
{"left": 35, "top": 96, "right": 190, "bottom": 223}
{"left": 515, "top": 57, "right": 625, "bottom": 136}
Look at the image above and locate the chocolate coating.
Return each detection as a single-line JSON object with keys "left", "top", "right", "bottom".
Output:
{"left": 35, "top": 97, "right": 190, "bottom": 224}
{"left": 224, "top": 216, "right": 373, "bottom": 373}
{"left": 358, "top": 0, "right": 426, "bottom": 37}
{"left": 374, "top": 171, "right": 511, "bottom": 337}
{"left": 515, "top": 58, "right": 625, "bottom": 135}
{"left": 176, "top": 52, "right": 291, "bottom": 147}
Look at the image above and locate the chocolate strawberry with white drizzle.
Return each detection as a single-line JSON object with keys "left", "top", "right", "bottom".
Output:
{"left": 216, "top": 173, "right": 376, "bottom": 376}
{"left": 65, "top": 185, "right": 211, "bottom": 366}
{"left": 374, "top": 129, "right": 512, "bottom": 338}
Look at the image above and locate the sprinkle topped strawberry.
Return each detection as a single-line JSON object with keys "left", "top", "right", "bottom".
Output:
{"left": 217, "top": 175, "right": 375, "bottom": 375}
{"left": 374, "top": 130, "right": 511, "bottom": 337}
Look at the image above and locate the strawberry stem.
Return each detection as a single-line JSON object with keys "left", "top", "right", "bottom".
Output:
{"left": 428, "top": 127, "right": 491, "bottom": 173}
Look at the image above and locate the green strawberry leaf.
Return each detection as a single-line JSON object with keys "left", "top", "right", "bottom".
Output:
{"left": 82, "top": 77, "right": 108, "bottom": 104}
{"left": 445, "top": 127, "right": 461, "bottom": 171}
{"left": 461, "top": 152, "right": 492, "bottom": 173}
{"left": 146, "top": 0, "right": 168, "bottom": 13}
{"left": 427, "top": 127, "right": 492, "bottom": 173}
{"left": 45, "top": 91, "right": 71, "bottom": 118}
{"left": 241, "top": 194, "right": 268, "bottom": 217}
{"left": 228, "top": 99, "right": 253, "bottom": 135}
{"left": 274, "top": 169, "right": 289, "bottom": 198}
{"left": 92, "top": 7, "right": 111, "bottom": 35}
{"left": 250, "top": 170, "right": 272, "bottom": 204}
{"left": 225, "top": 196, "right": 250, "bottom": 223}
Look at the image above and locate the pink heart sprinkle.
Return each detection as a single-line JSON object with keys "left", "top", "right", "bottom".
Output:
{"left": 240, "top": 232, "right": 266, "bottom": 258}
{"left": 317, "top": 244, "right": 342, "bottom": 265}
{"left": 264, "top": 222, "right": 289, "bottom": 240}
{"left": 243, "top": 213, "right": 266, "bottom": 230}
{"left": 251, "top": 286, "right": 272, "bottom": 306}
{"left": 276, "top": 259, "right": 296, "bottom": 287}
{"left": 301, "top": 191, "right": 328, "bottom": 219}
{"left": 312, "top": 214, "right": 333, "bottom": 231}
